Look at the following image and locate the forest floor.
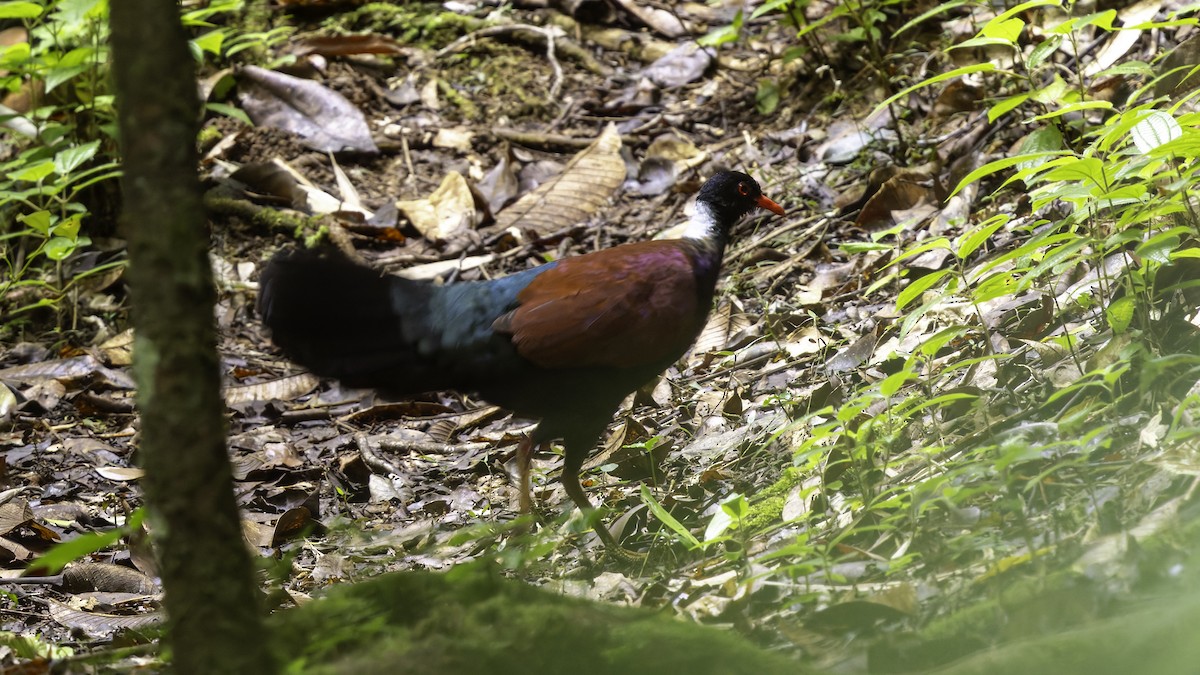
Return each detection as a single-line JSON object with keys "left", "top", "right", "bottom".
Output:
{"left": 3, "top": 1, "right": 1200, "bottom": 672}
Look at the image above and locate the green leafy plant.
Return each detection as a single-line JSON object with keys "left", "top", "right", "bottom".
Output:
{"left": 182, "top": 0, "right": 295, "bottom": 65}
{"left": 753, "top": 0, "right": 1200, "bottom": 591}
{"left": 0, "top": 0, "right": 120, "bottom": 328}
{"left": 0, "top": 0, "right": 282, "bottom": 330}
{"left": 1, "top": 140, "right": 120, "bottom": 316}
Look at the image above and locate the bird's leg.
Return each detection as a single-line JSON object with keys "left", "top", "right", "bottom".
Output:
{"left": 517, "top": 434, "right": 536, "bottom": 515}
{"left": 561, "top": 445, "right": 645, "bottom": 559}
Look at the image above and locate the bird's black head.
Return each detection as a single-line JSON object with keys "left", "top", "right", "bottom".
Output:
{"left": 694, "top": 170, "right": 786, "bottom": 235}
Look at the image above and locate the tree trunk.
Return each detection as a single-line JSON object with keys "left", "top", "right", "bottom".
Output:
{"left": 109, "top": 4, "right": 275, "bottom": 673}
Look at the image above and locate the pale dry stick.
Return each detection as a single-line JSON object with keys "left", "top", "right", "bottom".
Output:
{"left": 542, "top": 25, "right": 564, "bottom": 100}
{"left": 400, "top": 131, "right": 416, "bottom": 181}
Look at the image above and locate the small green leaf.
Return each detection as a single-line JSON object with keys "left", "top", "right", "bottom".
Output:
{"left": 0, "top": 42, "right": 31, "bottom": 69}
{"left": 705, "top": 493, "right": 747, "bottom": 542}
{"left": 0, "top": 2, "right": 43, "bottom": 19}
{"left": 1105, "top": 296, "right": 1135, "bottom": 334}
{"left": 1027, "top": 35, "right": 1061, "bottom": 68}
{"left": 44, "top": 64, "right": 89, "bottom": 93}
{"left": 1136, "top": 227, "right": 1188, "bottom": 264}
{"left": 897, "top": 268, "right": 952, "bottom": 310}
{"left": 954, "top": 35, "right": 1017, "bottom": 50}
{"left": 993, "top": 0, "right": 1059, "bottom": 21}
{"left": 193, "top": 29, "right": 226, "bottom": 56}
{"left": 697, "top": 10, "right": 743, "bottom": 47}
{"left": 906, "top": 392, "right": 979, "bottom": 417}
{"left": 11, "top": 159, "right": 56, "bottom": 183}
{"left": 1018, "top": 126, "right": 1065, "bottom": 160}
{"left": 988, "top": 93, "right": 1029, "bottom": 122}
{"left": 19, "top": 210, "right": 52, "bottom": 234}
{"left": 44, "top": 236, "right": 77, "bottom": 260}
{"left": 893, "top": 0, "right": 969, "bottom": 37}
{"left": 1050, "top": 9, "right": 1116, "bottom": 33}
{"left": 750, "top": 0, "right": 791, "bottom": 20}
{"left": 840, "top": 242, "right": 893, "bottom": 254}
{"left": 872, "top": 63, "right": 994, "bottom": 119}
{"left": 641, "top": 485, "right": 700, "bottom": 549}
{"left": 203, "top": 102, "right": 252, "bottom": 125}
{"left": 29, "top": 529, "right": 124, "bottom": 573}
{"left": 1093, "top": 61, "right": 1155, "bottom": 79}
{"left": 918, "top": 325, "right": 972, "bottom": 357}
{"left": 950, "top": 151, "right": 1068, "bottom": 198}
{"left": 891, "top": 237, "right": 952, "bottom": 266}
{"left": 623, "top": 435, "right": 664, "bottom": 452}
{"left": 1130, "top": 110, "right": 1182, "bottom": 154}
{"left": 1030, "top": 76, "right": 1069, "bottom": 105}
{"left": 971, "top": 271, "right": 1017, "bottom": 303}
{"left": 864, "top": 270, "right": 899, "bottom": 295}
{"left": 880, "top": 369, "right": 918, "bottom": 396}
{"left": 1042, "top": 157, "right": 1107, "bottom": 189}
{"left": 981, "top": 16, "right": 1025, "bottom": 43}
{"left": 1078, "top": 9, "right": 1116, "bottom": 31}
{"left": 56, "top": 46, "right": 96, "bottom": 69}
{"left": 54, "top": 141, "right": 100, "bottom": 175}
{"left": 956, "top": 215, "right": 1008, "bottom": 259}
{"left": 722, "top": 494, "right": 749, "bottom": 520}
{"left": 1122, "top": 17, "right": 1192, "bottom": 30}
{"left": 756, "top": 78, "right": 780, "bottom": 116}
{"left": 52, "top": 214, "right": 82, "bottom": 239}
{"left": 1031, "top": 100, "right": 1113, "bottom": 121}
{"left": 781, "top": 45, "right": 808, "bottom": 63}
{"left": 52, "top": 0, "right": 108, "bottom": 24}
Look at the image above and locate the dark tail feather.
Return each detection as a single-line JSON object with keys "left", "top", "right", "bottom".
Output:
{"left": 257, "top": 249, "right": 439, "bottom": 391}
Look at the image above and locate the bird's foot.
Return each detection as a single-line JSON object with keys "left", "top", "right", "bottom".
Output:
{"left": 584, "top": 515, "right": 649, "bottom": 563}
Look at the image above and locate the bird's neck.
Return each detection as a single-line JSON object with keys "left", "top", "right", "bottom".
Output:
{"left": 680, "top": 200, "right": 730, "bottom": 271}
{"left": 676, "top": 201, "right": 733, "bottom": 294}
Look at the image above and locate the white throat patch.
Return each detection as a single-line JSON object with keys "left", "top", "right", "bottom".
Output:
{"left": 682, "top": 200, "right": 719, "bottom": 241}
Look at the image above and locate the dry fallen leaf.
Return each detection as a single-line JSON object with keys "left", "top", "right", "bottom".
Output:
{"left": 396, "top": 171, "right": 478, "bottom": 243}
{"left": 224, "top": 373, "right": 321, "bottom": 405}
{"left": 640, "top": 43, "right": 714, "bottom": 88}
{"left": 856, "top": 169, "right": 942, "bottom": 230}
{"left": 98, "top": 329, "right": 134, "bottom": 366}
{"left": 0, "top": 500, "right": 33, "bottom": 537}
{"left": 47, "top": 599, "right": 161, "bottom": 639}
{"left": 477, "top": 149, "right": 520, "bottom": 215}
{"left": 1083, "top": 0, "right": 1162, "bottom": 77}
{"left": 0, "top": 355, "right": 135, "bottom": 390}
{"left": 237, "top": 65, "right": 378, "bottom": 154}
{"left": 231, "top": 159, "right": 371, "bottom": 216}
{"left": 494, "top": 123, "right": 624, "bottom": 236}
{"left": 690, "top": 300, "right": 752, "bottom": 368}
{"left": 95, "top": 466, "right": 145, "bottom": 482}
{"left": 433, "top": 127, "right": 475, "bottom": 153}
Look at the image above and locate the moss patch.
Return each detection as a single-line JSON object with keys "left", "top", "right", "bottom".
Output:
{"left": 270, "top": 562, "right": 805, "bottom": 675}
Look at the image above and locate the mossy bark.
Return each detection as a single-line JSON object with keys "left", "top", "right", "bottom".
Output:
{"left": 109, "top": 3, "right": 274, "bottom": 673}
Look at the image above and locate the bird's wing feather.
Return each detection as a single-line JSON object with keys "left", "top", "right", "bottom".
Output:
{"left": 495, "top": 241, "right": 704, "bottom": 369}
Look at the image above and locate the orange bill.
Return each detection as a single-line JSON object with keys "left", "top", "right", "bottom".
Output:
{"left": 757, "top": 194, "right": 786, "bottom": 216}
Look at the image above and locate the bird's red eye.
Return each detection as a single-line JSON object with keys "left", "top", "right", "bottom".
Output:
{"left": 737, "top": 183, "right": 749, "bottom": 196}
